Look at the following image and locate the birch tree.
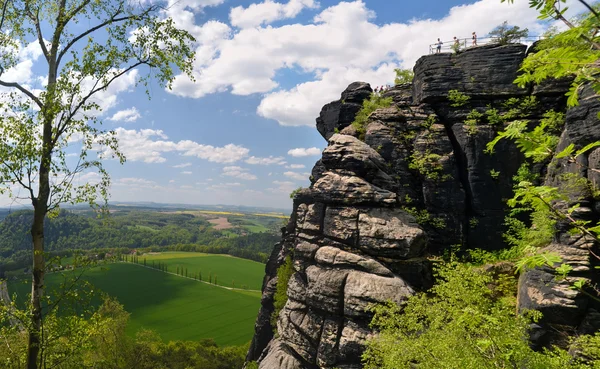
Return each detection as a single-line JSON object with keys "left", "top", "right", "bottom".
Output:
{"left": 0, "top": 1, "right": 194, "bottom": 368}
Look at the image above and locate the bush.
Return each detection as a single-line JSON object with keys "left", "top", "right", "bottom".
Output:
{"left": 362, "top": 262, "right": 594, "bottom": 369}
{"left": 351, "top": 95, "right": 393, "bottom": 140}
{"left": 270, "top": 255, "right": 294, "bottom": 331}
{"left": 394, "top": 68, "right": 414, "bottom": 85}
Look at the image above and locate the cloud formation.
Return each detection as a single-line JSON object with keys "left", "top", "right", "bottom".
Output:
{"left": 104, "top": 128, "right": 249, "bottom": 164}
{"left": 108, "top": 107, "right": 141, "bottom": 122}
{"left": 222, "top": 166, "right": 258, "bottom": 180}
{"left": 288, "top": 147, "right": 321, "bottom": 157}
{"left": 168, "top": 0, "right": 586, "bottom": 127}
{"left": 230, "top": 0, "right": 320, "bottom": 28}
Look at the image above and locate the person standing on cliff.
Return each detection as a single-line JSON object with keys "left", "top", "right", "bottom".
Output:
{"left": 472, "top": 32, "right": 477, "bottom": 46}
{"left": 436, "top": 38, "right": 443, "bottom": 53}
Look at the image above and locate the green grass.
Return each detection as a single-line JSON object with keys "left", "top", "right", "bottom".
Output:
{"left": 141, "top": 252, "right": 265, "bottom": 290}
{"left": 8, "top": 263, "right": 261, "bottom": 346}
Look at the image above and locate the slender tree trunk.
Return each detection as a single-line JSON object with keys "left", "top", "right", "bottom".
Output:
{"left": 27, "top": 201, "right": 46, "bottom": 369}
{"left": 27, "top": 108, "right": 53, "bottom": 369}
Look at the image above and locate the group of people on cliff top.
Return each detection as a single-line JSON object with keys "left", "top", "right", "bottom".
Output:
{"left": 436, "top": 32, "right": 477, "bottom": 53}
{"left": 374, "top": 85, "right": 391, "bottom": 94}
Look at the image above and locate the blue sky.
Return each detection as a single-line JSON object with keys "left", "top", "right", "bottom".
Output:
{"left": 0, "top": 0, "right": 588, "bottom": 210}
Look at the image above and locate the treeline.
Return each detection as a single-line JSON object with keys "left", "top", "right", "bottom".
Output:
{"left": 0, "top": 210, "right": 280, "bottom": 276}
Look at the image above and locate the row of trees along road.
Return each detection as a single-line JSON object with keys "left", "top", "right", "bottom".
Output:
{"left": 0, "top": 1, "right": 194, "bottom": 368}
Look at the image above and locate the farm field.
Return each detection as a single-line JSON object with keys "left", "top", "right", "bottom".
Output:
{"left": 140, "top": 252, "right": 265, "bottom": 290}
{"left": 9, "top": 262, "right": 262, "bottom": 346}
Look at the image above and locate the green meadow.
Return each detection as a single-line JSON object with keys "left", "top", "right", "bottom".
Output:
{"left": 9, "top": 254, "right": 265, "bottom": 346}
{"left": 140, "top": 252, "right": 266, "bottom": 290}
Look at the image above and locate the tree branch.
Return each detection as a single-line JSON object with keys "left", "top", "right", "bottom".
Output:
{"left": 0, "top": 80, "right": 43, "bottom": 109}
{"left": 24, "top": 4, "right": 50, "bottom": 62}
{"left": 56, "top": 61, "right": 147, "bottom": 140}
{"left": 0, "top": 0, "right": 10, "bottom": 31}
{"left": 578, "top": 0, "right": 600, "bottom": 22}
{"left": 56, "top": 3, "right": 158, "bottom": 70}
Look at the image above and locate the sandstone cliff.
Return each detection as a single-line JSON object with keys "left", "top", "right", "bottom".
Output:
{"left": 246, "top": 44, "right": 600, "bottom": 368}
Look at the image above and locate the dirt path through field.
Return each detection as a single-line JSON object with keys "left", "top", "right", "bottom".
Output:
{"left": 208, "top": 217, "right": 233, "bottom": 230}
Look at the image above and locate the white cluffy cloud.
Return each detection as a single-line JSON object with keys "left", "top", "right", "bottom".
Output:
{"left": 284, "top": 171, "right": 310, "bottom": 181}
{"left": 288, "top": 147, "right": 321, "bottom": 157}
{"left": 245, "top": 155, "right": 286, "bottom": 165}
{"left": 168, "top": 0, "right": 587, "bottom": 127}
{"left": 230, "top": 0, "right": 320, "bottom": 29}
{"left": 108, "top": 107, "right": 141, "bottom": 122}
{"left": 222, "top": 166, "right": 258, "bottom": 180}
{"left": 173, "top": 162, "right": 192, "bottom": 168}
{"left": 100, "top": 128, "right": 249, "bottom": 164}
{"left": 287, "top": 164, "right": 305, "bottom": 169}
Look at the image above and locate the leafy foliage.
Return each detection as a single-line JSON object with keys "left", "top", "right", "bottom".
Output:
{"left": 447, "top": 90, "right": 471, "bottom": 107}
{"left": 289, "top": 187, "right": 303, "bottom": 199}
{"left": 409, "top": 150, "right": 447, "bottom": 181}
{"left": 0, "top": 296, "right": 248, "bottom": 369}
{"left": 503, "top": 0, "right": 600, "bottom": 107}
{"left": 271, "top": 255, "right": 294, "bottom": 331}
{"left": 394, "top": 68, "right": 414, "bottom": 85}
{"left": 488, "top": 21, "right": 529, "bottom": 44}
{"left": 363, "top": 263, "right": 592, "bottom": 369}
{"left": 351, "top": 95, "right": 393, "bottom": 140}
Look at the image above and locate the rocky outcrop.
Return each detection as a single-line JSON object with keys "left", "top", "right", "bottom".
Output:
{"left": 247, "top": 44, "right": 598, "bottom": 368}
{"left": 316, "top": 82, "right": 372, "bottom": 141}
{"left": 517, "top": 84, "right": 600, "bottom": 349}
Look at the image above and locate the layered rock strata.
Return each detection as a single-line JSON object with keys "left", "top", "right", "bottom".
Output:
{"left": 247, "top": 44, "right": 599, "bottom": 368}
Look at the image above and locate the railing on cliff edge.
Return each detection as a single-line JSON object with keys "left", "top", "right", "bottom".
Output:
{"left": 428, "top": 36, "right": 546, "bottom": 54}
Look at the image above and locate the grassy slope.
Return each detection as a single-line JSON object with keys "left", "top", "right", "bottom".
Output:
{"left": 141, "top": 252, "right": 265, "bottom": 290}
{"left": 9, "top": 262, "right": 262, "bottom": 346}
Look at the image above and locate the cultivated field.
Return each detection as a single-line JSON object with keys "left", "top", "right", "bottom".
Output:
{"left": 141, "top": 252, "right": 265, "bottom": 290}
{"left": 9, "top": 262, "right": 262, "bottom": 346}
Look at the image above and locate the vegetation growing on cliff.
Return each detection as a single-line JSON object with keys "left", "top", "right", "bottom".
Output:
{"left": 271, "top": 255, "right": 294, "bottom": 332}
{"left": 394, "top": 68, "right": 414, "bottom": 85}
{"left": 351, "top": 95, "right": 393, "bottom": 140}
{"left": 363, "top": 263, "right": 599, "bottom": 369}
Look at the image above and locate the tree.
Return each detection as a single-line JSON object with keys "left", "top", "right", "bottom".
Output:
{"left": 488, "top": 21, "right": 529, "bottom": 44}
{"left": 394, "top": 68, "right": 413, "bottom": 85}
{"left": 0, "top": 2, "right": 194, "bottom": 368}
{"left": 503, "top": 0, "right": 600, "bottom": 106}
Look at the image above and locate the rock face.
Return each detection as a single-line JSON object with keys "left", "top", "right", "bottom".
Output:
{"left": 246, "top": 44, "right": 599, "bottom": 368}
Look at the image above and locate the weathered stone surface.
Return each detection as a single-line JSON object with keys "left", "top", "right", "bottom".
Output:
{"left": 258, "top": 340, "right": 310, "bottom": 369}
{"left": 296, "top": 203, "right": 325, "bottom": 233}
{"left": 323, "top": 207, "right": 359, "bottom": 244}
{"left": 358, "top": 208, "right": 427, "bottom": 259}
{"left": 344, "top": 271, "right": 413, "bottom": 317}
{"left": 309, "top": 172, "right": 397, "bottom": 205}
{"left": 316, "top": 318, "right": 342, "bottom": 367}
{"left": 305, "top": 265, "right": 349, "bottom": 314}
{"left": 314, "top": 246, "right": 394, "bottom": 277}
{"left": 518, "top": 268, "right": 588, "bottom": 327}
{"left": 316, "top": 82, "right": 372, "bottom": 140}
{"left": 337, "top": 320, "right": 374, "bottom": 364}
{"left": 323, "top": 134, "right": 388, "bottom": 176}
{"left": 278, "top": 303, "right": 323, "bottom": 362}
{"left": 413, "top": 44, "right": 528, "bottom": 104}
{"left": 451, "top": 123, "right": 523, "bottom": 250}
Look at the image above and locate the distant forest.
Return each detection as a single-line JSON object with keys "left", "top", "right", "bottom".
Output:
{"left": 0, "top": 209, "right": 282, "bottom": 276}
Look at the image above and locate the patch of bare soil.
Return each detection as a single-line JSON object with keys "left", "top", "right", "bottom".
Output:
{"left": 208, "top": 217, "right": 233, "bottom": 230}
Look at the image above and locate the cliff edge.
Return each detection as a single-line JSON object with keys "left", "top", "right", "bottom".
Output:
{"left": 246, "top": 44, "right": 600, "bottom": 368}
